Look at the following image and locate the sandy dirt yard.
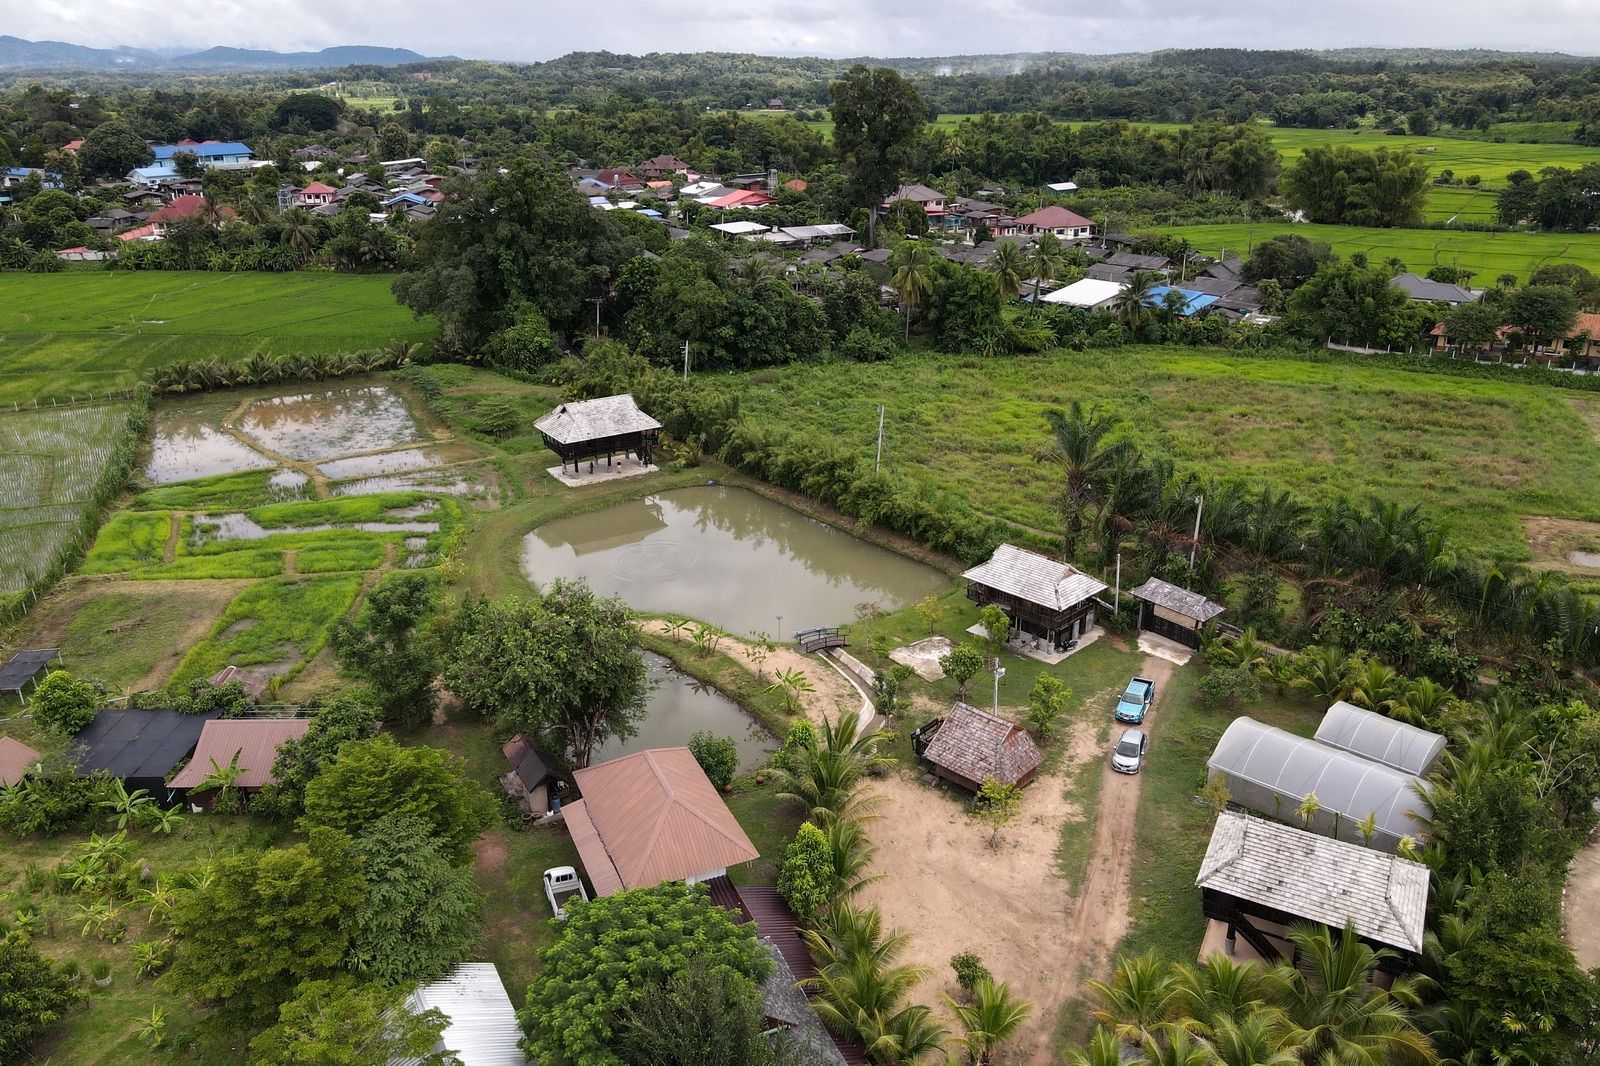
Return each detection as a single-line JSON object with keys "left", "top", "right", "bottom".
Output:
{"left": 856, "top": 654, "right": 1177, "bottom": 1065}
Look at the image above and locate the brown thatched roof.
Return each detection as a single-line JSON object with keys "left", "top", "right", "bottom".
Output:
{"left": 923, "top": 702, "right": 1042, "bottom": 787}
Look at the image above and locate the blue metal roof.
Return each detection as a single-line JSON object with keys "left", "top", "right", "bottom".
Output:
{"left": 152, "top": 142, "right": 252, "bottom": 160}
{"left": 1146, "top": 285, "right": 1220, "bottom": 316}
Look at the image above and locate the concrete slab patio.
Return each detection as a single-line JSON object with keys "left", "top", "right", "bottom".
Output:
{"left": 545, "top": 458, "right": 658, "bottom": 488}
{"left": 891, "top": 636, "right": 952, "bottom": 681}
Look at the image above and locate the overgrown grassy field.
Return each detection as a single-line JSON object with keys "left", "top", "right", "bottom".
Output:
{"left": 0, "top": 403, "right": 132, "bottom": 594}
{"left": 1165, "top": 220, "right": 1600, "bottom": 280}
{"left": 735, "top": 349, "right": 1600, "bottom": 562}
{"left": 0, "top": 272, "right": 430, "bottom": 404}
{"left": 1261, "top": 125, "right": 1600, "bottom": 183}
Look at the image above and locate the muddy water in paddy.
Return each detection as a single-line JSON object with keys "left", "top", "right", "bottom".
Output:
{"left": 521, "top": 485, "right": 947, "bottom": 637}
{"left": 237, "top": 386, "right": 423, "bottom": 461}
{"left": 144, "top": 412, "right": 274, "bottom": 484}
{"left": 590, "top": 651, "right": 773, "bottom": 771}
{"left": 193, "top": 513, "right": 440, "bottom": 543}
{"left": 316, "top": 447, "right": 453, "bottom": 480}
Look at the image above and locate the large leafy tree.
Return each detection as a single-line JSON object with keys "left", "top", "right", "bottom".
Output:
{"left": 256, "top": 693, "right": 382, "bottom": 819}
{"left": 76, "top": 120, "right": 152, "bottom": 180}
{"left": 300, "top": 736, "right": 494, "bottom": 865}
{"left": 342, "top": 814, "right": 483, "bottom": 984}
{"left": 30, "top": 670, "right": 100, "bottom": 736}
{"left": 247, "top": 977, "right": 459, "bottom": 1066}
{"left": 617, "top": 959, "right": 806, "bottom": 1066}
{"left": 1286, "top": 260, "right": 1427, "bottom": 348}
{"left": 1505, "top": 283, "right": 1579, "bottom": 349}
{"left": 329, "top": 572, "right": 442, "bottom": 727}
{"left": 166, "top": 830, "right": 365, "bottom": 1021}
{"left": 1281, "top": 145, "right": 1430, "bottom": 227}
{"left": 395, "top": 159, "right": 640, "bottom": 350}
{"left": 444, "top": 583, "right": 649, "bottom": 769}
{"left": 0, "top": 931, "right": 81, "bottom": 1061}
{"left": 521, "top": 884, "right": 771, "bottom": 1066}
{"left": 1241, "top": 234, "right": 1332, "bottom": 292}
{"left": 829, "top": 66, "right": 927, "bottom": 208}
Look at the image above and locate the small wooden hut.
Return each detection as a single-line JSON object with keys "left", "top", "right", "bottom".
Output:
{"left": 961, "top": 544, "right": 1107, "bottom": 648}
{"left": 1128, "top": 577, "right": 1226, "bottom": 648}
{"left": 921, "top": 701, "right": 1043, "bottom": 792}
{"left": 534, "top": 393, "right": 661, "bottom": 475}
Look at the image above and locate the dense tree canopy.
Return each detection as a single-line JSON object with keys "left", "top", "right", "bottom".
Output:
{"left": 830, "top": 65, "right": 927, "bottom": 208}
{"left": 1281, "top": 145, "right": 1431, "bottom": 226}
{"left": 0, "top": 931, "right": 81, "bottom": 1062}
{"left": 330, "top": 572, "right": 442, "bottom": 727}
{"left": 247, "top": 978, "right": 457, "bottom": 1066}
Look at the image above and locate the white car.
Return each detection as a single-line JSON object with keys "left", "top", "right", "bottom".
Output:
{"left": 543, "top": 866, "right": 589, "bottom": 920}
{"left": 1111, "top": 728, "right": 1148, "bottom": 775}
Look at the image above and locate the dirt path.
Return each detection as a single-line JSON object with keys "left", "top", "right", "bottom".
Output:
{"left": 636, "top": 620, "right": 859, "bottom": 725}
{"left": 162, "top": 513, "right": 181, "bottom": 564}
{"left": 1565, "top": 829, "right": 1600, "bottom": 970}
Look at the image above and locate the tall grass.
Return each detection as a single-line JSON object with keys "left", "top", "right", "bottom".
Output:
{"left": 171, "top": 574, "right": 363, "bottom": 688}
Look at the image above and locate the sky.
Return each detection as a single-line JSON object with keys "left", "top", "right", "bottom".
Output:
{"left": 9, "top": 0, "right": 1598, "bottom": 62}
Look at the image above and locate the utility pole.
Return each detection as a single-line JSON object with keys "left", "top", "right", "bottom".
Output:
{"left": 874, "top": 404, "right": 885, "bottom": 473}
{"left": 682, "top": 340, "right": 690, "bottom": 383}
{"left": 1114, "top": 552, "right": 1121, "bottom": 613}
{"left": 992, "top": 665, "right": 1005, "bottom": 714}
{"left": 1189, "top": 494, "right": 1205, "bottom": 571}
{"left": 587, "top": 296, "right": 602, "bottom": 339}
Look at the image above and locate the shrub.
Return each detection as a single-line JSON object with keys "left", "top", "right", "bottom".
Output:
{"left": 1198, "top": 665, "right": 1261, "bottom": 710}
{"left": 0, "top": 931, "right": 82, "bottom": 1060}
{"left": 30, "top": 671, "right": 102, "bottom": 736}
{"left": 769, "top": 720, "right": 816, "bottom": 773}
{"left": 0, "top": 770, "right": 107, "bottom": 835}
{"left": 837, "top": 327, "right": 900, "bottom": 363}
{"left": 687, "top": 731, "right": 740, "bottom": 791}
{"left": 1024, "top": 675, "right": 1071, "bottom": 739}
{"left": 777, "top": 822, "right": 834, "bottom": 916}
{"left": 950, "top": 951, "right": 991, "bottom": 995}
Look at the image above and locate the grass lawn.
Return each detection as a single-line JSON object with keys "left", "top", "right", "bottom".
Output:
{"left": 1114, "top": 666, "right": 1323, "bottom": 964}
{"left": 734, "top": 348, "right": 1600, "bottom": 562}
{"left": 0, "top": 816, "right": 292, "bottom": 1065}
{"left": 0, "top": 272, "right": 430, "bottom": 405}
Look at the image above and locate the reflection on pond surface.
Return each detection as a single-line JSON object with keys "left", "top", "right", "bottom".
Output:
{"left": 144, "top": 414, "right": 274, "bottom": 484}
{"left": 238, "top": 386, "right": 423, "bottom": 461}
{"left": 521, "top": 485, "right": 947, "bottom": 636}
{"left": 592, "top": 651, "right": 772, "bottom": 771}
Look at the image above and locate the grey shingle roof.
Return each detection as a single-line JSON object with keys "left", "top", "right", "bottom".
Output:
{"left": 961, "top": 544, "right": 1107, "bottom": 611}
{"left": 759, "top": 939, "right": 848, "bottom": 1066}
{"left": 1389, "top": 272, "right": 1478, "bottom": 304}
{"left": 923, "top": 701, "right": 1043, "bottom": 787}
{"left": 1197, "top": 810, "right": 1430, "bottom": 953}
{"left": 533, "top": 393, "right": 661, "bottom": 445}
{"left": 1129, "top": 577, "right": 1226, "bottom": 622}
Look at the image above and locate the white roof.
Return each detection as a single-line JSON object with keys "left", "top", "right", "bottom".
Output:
{"left": 1315, "top": 702, "right": 1447, "bottom": 776}
{"left": 961, "top": 543, "right": 1108, "bottom": 610}
{"left": 710, "top": 220, "right": 770, "bottom": 235}
{"left": 396, "top": 963, "right": 529, "bottom": 1066}
{"left": 533, "top": 393, "right": 661, "bottom": 444}
{"left": 1198, "top": 810, "right": 1430, "bottom": 953}
{"left": 1045, "top": 181, "right": 1079, "bottom": 192}
{"left": 1041, "top": 277, "right": 1125, "bottom": 307}
{"left": 680, "top": 181, "right": 726, "bottom": 197}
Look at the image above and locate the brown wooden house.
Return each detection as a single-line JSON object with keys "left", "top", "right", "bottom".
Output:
{"left": 921, "top": 701, "right": 1043, "bottom": 791}
{"left": 962, "top": 544, "right": 1108, "bottom": 648}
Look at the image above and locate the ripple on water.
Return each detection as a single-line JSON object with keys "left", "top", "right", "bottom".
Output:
{"left": 613, "top": 536, "right": 702, "bottom": 583}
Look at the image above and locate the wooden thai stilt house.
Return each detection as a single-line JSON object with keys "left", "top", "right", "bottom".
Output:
{"left": 961, "top": 544, "right": 1108, "bottom": 649}
{"left": 534, "top": 393, "right": 661, "bottom": 474}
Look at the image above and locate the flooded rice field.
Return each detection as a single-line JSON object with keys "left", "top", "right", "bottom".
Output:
{"left": 236, "top": 386, "right": 423, "bottom": 461}
{"left": 522, "top": 485, "right": 947, "bottom": 636}
{"left": 144, "top": 414, "right": 275, "bottom": 484}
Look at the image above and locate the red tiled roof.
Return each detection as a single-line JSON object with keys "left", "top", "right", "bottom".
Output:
{"left": 784, "top": 178, "right": 807, "bottom": 192}
{"left": 299, "top": 181, "right": 336, "bottom": 196}
{"left": 150, "top": 195, "right": 237, "bottom": 224}
{"left": 167, "top": 718, "right": 310, "bottom": 790}
{"left": 708, "top": 189, "right": 775, "bottom": 209}
{"left": 0, "top": 736, "right": 41, "bottom": 787}
{"left": 62, "top": 139, "right": 84, "bottom": 152}
{"left": 116, "top": 223, "right": 159, "bottom": 242}
{"left": 569, "top": 748, "right": 759, "bottom": 893}
{"left": 1014, "top": 205, "right": 1094, "bottom": 230}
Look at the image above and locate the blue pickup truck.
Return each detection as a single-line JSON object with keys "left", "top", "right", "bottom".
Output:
{"left": 1114, "top": 677, "right": 1156, "bottom": 724}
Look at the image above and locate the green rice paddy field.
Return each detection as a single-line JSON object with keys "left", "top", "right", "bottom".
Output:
{"left": 0, "top": 272, "right": 430, "bottom": 405}
{"left": 1164, "top": 220, "right": 1600, "bottom": 282}
{"left": 735, "top": 348, "right": 1600, "bottom": 562}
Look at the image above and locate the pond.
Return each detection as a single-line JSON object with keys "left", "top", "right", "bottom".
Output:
{"left": 593, "top": 651, "right": 772, "bottom": 771}
{"left": 521, "top": 484, "right": 948, "bottom": 636}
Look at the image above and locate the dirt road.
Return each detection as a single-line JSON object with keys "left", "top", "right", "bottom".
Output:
{"left": 1565, "top": 829, "right": 1600, "bottom": 970}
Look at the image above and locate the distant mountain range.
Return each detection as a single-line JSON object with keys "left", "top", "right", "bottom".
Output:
{"left": 0, "top": 36, "right": 440, "bottom": 70}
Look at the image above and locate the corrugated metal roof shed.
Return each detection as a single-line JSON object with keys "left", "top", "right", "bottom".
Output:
{"left": 167, "top": 718, "right": 310, "bottom": 790}
{"left": 1206, "top": 717, "right": 1430, "bottom": 852}
{"left": 396, "top": 963, "right": 529, "bottom": 1066}
{"left": 1315, "top": 702, "right": 1447, "bottom": 777}
{"left": 1198, "top": 810, "right": 1430, "bottom": 952}
{"left": 961, "top": 544, "right": 1108, "bottom": 612}
{"left": 1128, "top": 577, "right": 1227, "bottom": 622}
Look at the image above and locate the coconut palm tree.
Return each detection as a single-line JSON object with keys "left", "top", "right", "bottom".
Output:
{"left": 1267, "top": 923, "right": 1437, "bottom": 1065}
{"left": 279, "top": 206, "right": 319, "bottom": 256}
{"left": 986, "top": 240, "right": 1027, "bottom": 303}
{"left": 1389, "top": 677, "right": 1456, "bottom": 728}
{"left": 1204, "top": 1013, "right": 1300, "bottom": 1066}
{"left": 1166, "top": 953, "right": 1275, "bottom": 1036}
{"left": 825, "top": 815, "right": 882, "bottom": 896}
{"left": 887, "top": 240, "right": 936, "bottom": 341}
{"left": 946, "top": 976, "right": 1033, "bottom": 1065}
{"left": 1289, "top": 645, "right": 1351, "bottom": 704}
{"left": 1346, "top": 658, "right": 1404, "bottom": 715}
{"left": 1113, "top": 271, "right": 1161, "bottom": 334}
{"left": 1028, "top": 232, "right": 1065, "bottom": 309}
{"left": 1087, "top": 952, "right": 1176, "bottom": 1047}
{"left": 1138, "top": 1026, "right": 1214, "bottom": 1066}
{"left": 1038, "top": 401, "right": 1135, "bottom": 559}
{"left": 1063, "top": 1027, "right": 1124, "bottom": 1066}
{"left": 803, "top": 902, "right": 943, "bottom": 1062}
{"left": 772, "top": 710, "right": 892, "bottom": 822}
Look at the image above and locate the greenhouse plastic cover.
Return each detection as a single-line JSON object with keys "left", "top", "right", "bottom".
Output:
{"left": 1314, "top": 701, "right": 1446, "bottom": 776}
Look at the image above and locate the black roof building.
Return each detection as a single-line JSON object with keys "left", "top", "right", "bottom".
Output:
{"left": 72, "top": 708, "right": 221, "bottom": 796}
